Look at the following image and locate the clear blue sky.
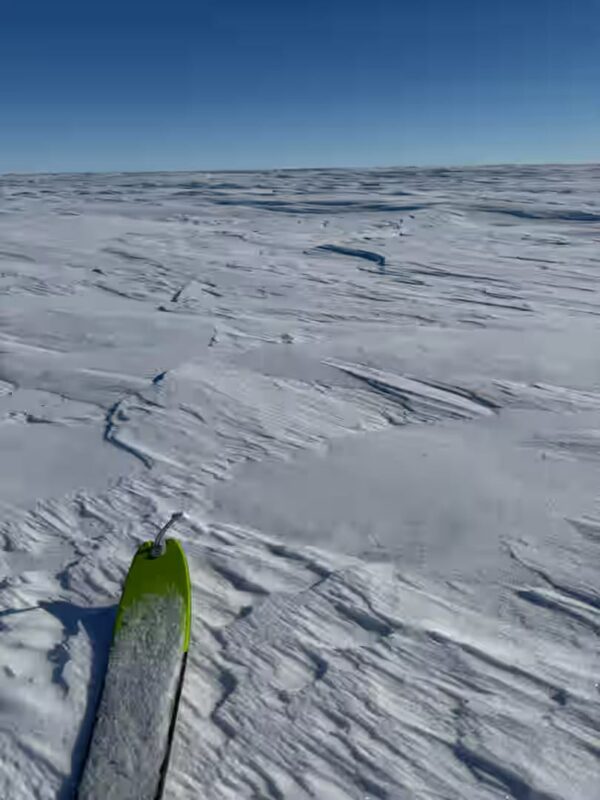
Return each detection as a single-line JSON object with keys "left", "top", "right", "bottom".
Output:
{"left": 1, "top": 0, "right": 598, "bottom": 172}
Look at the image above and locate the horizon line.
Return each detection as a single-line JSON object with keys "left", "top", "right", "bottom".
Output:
{"left": 1, "top": 158, "right": 598, "bottom": 179}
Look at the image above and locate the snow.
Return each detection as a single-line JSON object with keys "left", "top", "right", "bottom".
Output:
{"left": 0, "top": 164, "right": 599, "bottom": 799}
{"left": 78, "top": 592, "right": 184, "bottom": 800}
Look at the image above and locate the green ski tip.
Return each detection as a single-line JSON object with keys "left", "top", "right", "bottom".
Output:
{"left": 115, "top": 538, "right": 191, "bottom": 652}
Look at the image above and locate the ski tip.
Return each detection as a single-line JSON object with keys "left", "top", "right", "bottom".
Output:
{"left": 116, "top": 538, "right": 192, "bottom": 653}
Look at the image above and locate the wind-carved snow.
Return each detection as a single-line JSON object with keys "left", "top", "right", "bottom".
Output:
{"left": 0, "top": 164, "right": 599, "bottom": 799}
{"left": 78, "top": 593, "right": 184, "bottom": 800}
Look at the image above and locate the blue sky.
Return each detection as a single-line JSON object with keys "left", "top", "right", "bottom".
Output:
{"left": 0, "top": 0, "right": 598, "bottom": 172}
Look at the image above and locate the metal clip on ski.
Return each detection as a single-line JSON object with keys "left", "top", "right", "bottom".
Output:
{"left": 150, "top": 512, "right": 183, "bottom": 558}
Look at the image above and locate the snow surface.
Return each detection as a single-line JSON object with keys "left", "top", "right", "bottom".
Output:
{"left": 78, "top": 593, "right": 184, "bottom": 800}
{"left": 0, "top": 164, "right": 599, "bottom": 799}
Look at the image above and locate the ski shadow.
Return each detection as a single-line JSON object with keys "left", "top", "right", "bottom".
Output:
{"left": 40, "top": 601, "right": 117, "bottom": 800}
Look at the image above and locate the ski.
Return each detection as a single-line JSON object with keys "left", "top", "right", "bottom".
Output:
{"left": 77, "top": 513, "right": 191, "bottom": 800}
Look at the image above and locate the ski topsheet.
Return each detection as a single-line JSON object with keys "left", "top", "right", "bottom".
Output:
{"left": 78, "top": 537, "right": 191, "bottom": 800}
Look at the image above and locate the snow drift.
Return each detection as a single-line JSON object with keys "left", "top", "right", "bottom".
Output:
{"left": 0, "top": 164, "right": 599, "bottom": 799}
